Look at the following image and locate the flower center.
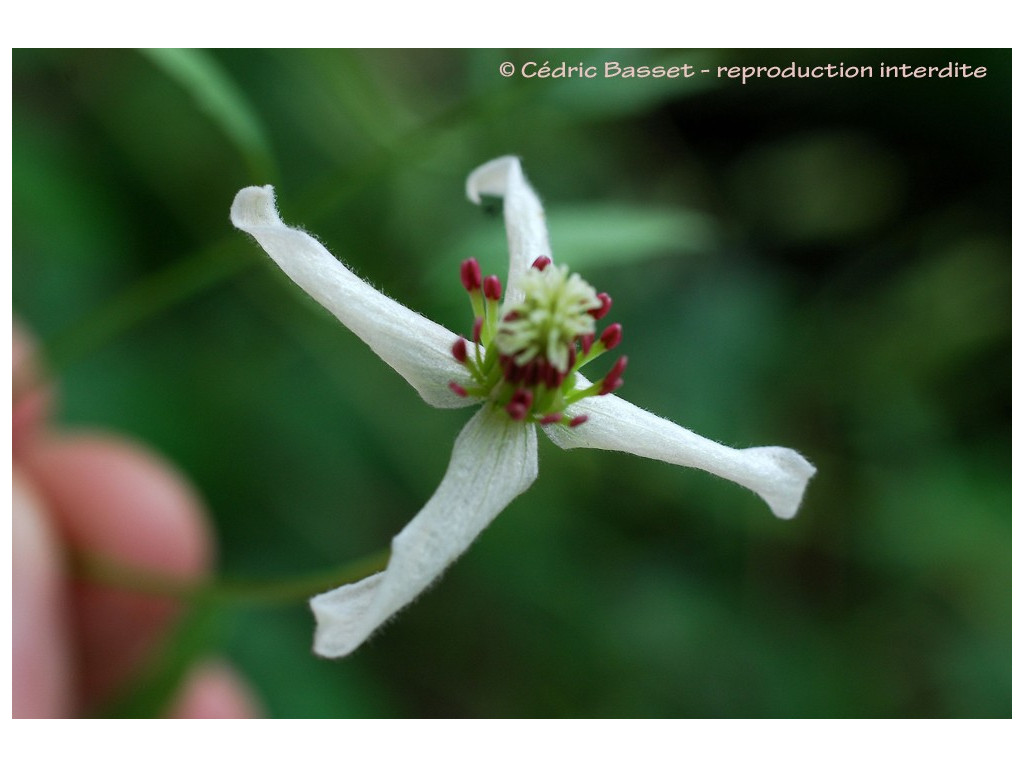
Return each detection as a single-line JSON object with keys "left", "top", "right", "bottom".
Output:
{"left": 448, "top": 256, "right": 627, "bottom": 427}
{"left": 495, "top": 263, "right": 601, "bottom": 373}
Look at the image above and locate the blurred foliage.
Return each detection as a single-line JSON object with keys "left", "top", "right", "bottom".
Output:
{"left": 12, "top": 48, "right": 1009, "bottom": 717}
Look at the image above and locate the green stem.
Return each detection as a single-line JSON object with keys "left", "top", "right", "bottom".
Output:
{"left": 46, "top": 240, "right": 252, "bottom": 375}
{"left": 564, "top": 381, "right": 604, "bottom": 405}
{"left": 74, "top": 547, "right": 390, "bottom": 606}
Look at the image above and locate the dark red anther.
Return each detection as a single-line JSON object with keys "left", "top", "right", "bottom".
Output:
{"left": 569, "top": 414, "right": 589, "bottom": 428}
{"left": 544, "top": 362, "right": 561, "bottom": 389}
{"left": 531, "top": 256, "right": 552, "bottom": 271}
{"left": 506, "top": 389, "right": 534, "bottom": 421}
{"left": 599, "top": 355, "right": 628, "bottom": 396}
{"left": 589, "top": 292, "right": 612, "bottom": 320}
{"left": 565, "top": 346, "right": 576, "bottom": 371}
{"left": 535, "top": 359, "right": 549, "bottom": 386}
{"left": 600, "top": 323, "right": 622, "bottom": 350}
{"left": 580, "top": 334, "right": 594, "bottom": 356}
{"left": 540, "top": 412, "right": 563, "bottom": 425}
{"left": 483, "top": 275, "right": 502, "bottom": 301}
{"left": 502, "top": 357, "right": 526, "bottom": 384}
{"left": 460, "top": 258, "right": 482, "bottom": 292}
{"left": 452, "top": 337, "right": 468, "bottom": 363}
{"left": 449, "top": 381, "right": 469, "bottom": 397}
{"left": 503, "top": 310, "right": 521, "bottom": 322}
{"left": 523, "top": 360, "right": 540, "bottom": 387}
{"left": 600, "top": 379, "right": 624, "bottom": 396}
{"left": 506, "top": 403, "right": 527, "bottom": 420}
{"left": 472, "top": 317, "right": 483, "bottom": 344}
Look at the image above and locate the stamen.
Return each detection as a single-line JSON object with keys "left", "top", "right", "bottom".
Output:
{"left": 600, "top": 323, "right": 622, "bottom": 350}
{"left": 501, "top": 357, "right": 518, "bottom": 382}
{"left": 473, "top": 317, "right": 483, "bottom": 344}
{"left": 599, "top": 356, "right": 628, "bottom": 396}
{"left": 449, "top": 381, "right": 469, "bottom": 397}
{"left": 506, "top": 389, "right": 534, "bottom": 421}
{"left": 580, "top": 333, "right": 594, "bottom": 356}
{"left": 540, "top": 412, "right": 563, "bottom": 425}
{"left": 544, "top": 361, "right": 562, "bottom": 389}
{"left": 483, "top": 275, "right": 502, "bottom": 301}
{"left": 523, "top": 360, "right": 539, "bottom": 387}
{"left": 452, "top": 337, "right": 468, "bottom": 363}
{"left": 460, "top": 258, "right": 482, "bottom": 292}
{"left": 532, "top": 256, "right": 552, "bottom": 271}
{"left": 589, "top": 292, "right": 612, "bottom": 320}
{"left": 569, "top": 414, "right": 588, "bottom": 428}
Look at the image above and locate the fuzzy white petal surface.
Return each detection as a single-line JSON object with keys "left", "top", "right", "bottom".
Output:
{"left": 543, "top": 385, "right": 815, "bottom": 520}
{"left": 310, "top": 405, "right": 538, "bottom": 658}
{"left": 231, "top": 186, "right": 470, "bottom": 408}
{"left": 466, "top": 156, "right": 552, "bottom": 308}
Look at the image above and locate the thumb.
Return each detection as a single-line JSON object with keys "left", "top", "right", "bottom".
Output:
{"left": 13, "top": 472, "right": 75, "bottom": 717}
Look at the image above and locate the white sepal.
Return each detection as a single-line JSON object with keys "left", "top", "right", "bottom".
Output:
{"left": 466, "top": 156, "right": 552, "bottom": 308}
{"left": 231, "top": 186, "right": 470, "bottom": 408}
{"left": 543, "top": 387, "right": 815, "bottom": 520}
{"left": 310, "top": 404, "right": 539, "bottom": 657}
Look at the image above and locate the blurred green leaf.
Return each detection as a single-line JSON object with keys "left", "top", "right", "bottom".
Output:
{"left": 435, "top": 204, "right": 717, "bottom": 295}
{"left": 141, "top": 48, "right": 277, "bottom": 183}
{"left": 862, "top": 452, "right": 1010, "bottom": 628}
{"left": 545, "top": 205, "right": 718, "bottom": 267}
{"left": 47, "top": 239, "right": 252, "bottom": 372}
{"left": 13, "top": 111, "right": 135, "bottom": 339}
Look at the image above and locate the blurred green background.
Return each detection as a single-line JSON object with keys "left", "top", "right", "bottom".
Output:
{"left": 13, "top": 49, "right": 1010, "bottom": 717}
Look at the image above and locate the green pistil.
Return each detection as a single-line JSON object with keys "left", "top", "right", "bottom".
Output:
{"left": 450, "top": 257, "right": 624, "bottom": 425}
{"left": 495, "top": 265, "right": 601, "bottom": 373}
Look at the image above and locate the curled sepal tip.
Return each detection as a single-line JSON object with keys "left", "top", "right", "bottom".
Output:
{"left": 465, "top": 156, "right": 551, "bottom": 308}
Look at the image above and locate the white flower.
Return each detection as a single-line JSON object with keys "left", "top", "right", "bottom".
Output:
{"left": 230, "top": 156, "right": 816, "bottom": 658}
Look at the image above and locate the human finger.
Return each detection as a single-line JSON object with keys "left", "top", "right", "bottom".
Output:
{"left": 12, "top": 319, "right": 52, "bottom": 456}
{"left": 12, "top": 472, "right": 75, "bottom": 717}
{"left": 19, "top": 433, "right": 213, "bottom": 712}
{"left": 169, "top": 659, "right": 262, "bottom": 718}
